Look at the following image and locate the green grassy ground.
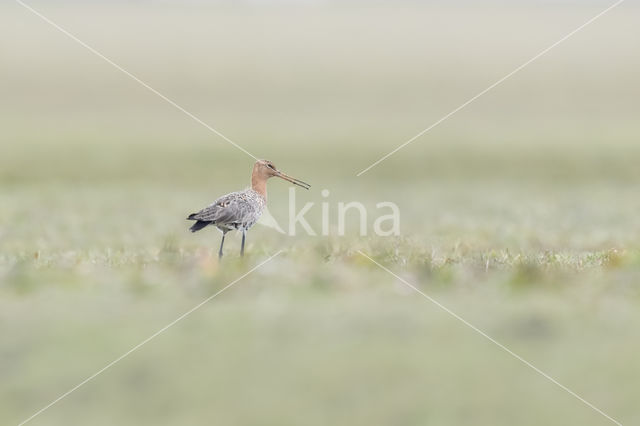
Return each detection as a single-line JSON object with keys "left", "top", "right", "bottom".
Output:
{"left": 2, "top": 2, "right": 640, "bottom": 425}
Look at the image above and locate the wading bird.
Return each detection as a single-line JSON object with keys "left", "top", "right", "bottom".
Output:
{"left": 187, "top": 160, "right": 310, "bottom": 258}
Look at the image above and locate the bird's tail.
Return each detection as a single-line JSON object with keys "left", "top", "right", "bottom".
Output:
{"left": 189, "top": 220, "right": 211, "bottom": 232}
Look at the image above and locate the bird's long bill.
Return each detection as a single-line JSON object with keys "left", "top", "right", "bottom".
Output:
{"left": 277, "top": 171, "right": 311, "bottom": 190}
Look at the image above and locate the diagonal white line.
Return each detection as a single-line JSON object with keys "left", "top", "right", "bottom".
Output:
{"left": 356, "top": 0, "right": 626, "bottom": 176}
{"left": 15, "top": 0, "right": 258, "bottom": 161}
{"left": 17, "top": 251, "right": 282, "bottom": 426}
{"left": 357, "top": 250, "right": 622, "bottom": 426}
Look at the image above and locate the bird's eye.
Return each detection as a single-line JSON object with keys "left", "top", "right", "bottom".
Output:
{"left": 267, "top": 164, "right": 275, "bottom": 169}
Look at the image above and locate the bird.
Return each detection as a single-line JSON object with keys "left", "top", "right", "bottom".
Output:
{"left": 187, "top": 159, "right": 310, "bottom": 258}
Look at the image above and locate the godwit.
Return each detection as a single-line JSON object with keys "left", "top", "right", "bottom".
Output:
{"left": 187, "top": 159, "right": 311, "bottom": 258}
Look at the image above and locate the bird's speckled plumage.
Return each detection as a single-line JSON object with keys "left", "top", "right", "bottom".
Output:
{"left": 189, "top": 188, "right": 266, "bottom": 233}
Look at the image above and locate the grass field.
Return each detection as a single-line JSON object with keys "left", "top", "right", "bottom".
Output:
{"left": 2, "top": 2, "right": 640, "bottom": 425}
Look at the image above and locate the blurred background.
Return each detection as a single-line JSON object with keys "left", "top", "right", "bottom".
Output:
{"left": 1, "top": 1, "right": 639, "bottom": 425}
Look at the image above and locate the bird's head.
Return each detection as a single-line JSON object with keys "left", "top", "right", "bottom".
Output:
{"left": 254, "top": 159, "right": 310, "bottom": 190}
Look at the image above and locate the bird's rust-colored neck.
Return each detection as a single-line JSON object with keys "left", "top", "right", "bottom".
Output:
{"left": 251, "top": 164, "right": 268, "bottom": 199}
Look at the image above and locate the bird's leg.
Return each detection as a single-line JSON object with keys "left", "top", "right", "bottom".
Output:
{"left": 240, "top": 229, "right": 246, "bottom": 257}
{"left": 218, "top": 232, "right": 226, "bottom": 259}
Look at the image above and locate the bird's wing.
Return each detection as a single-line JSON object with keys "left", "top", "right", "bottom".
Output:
{"left": 191, "top": 191, "right": 256, "bottom": 225}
